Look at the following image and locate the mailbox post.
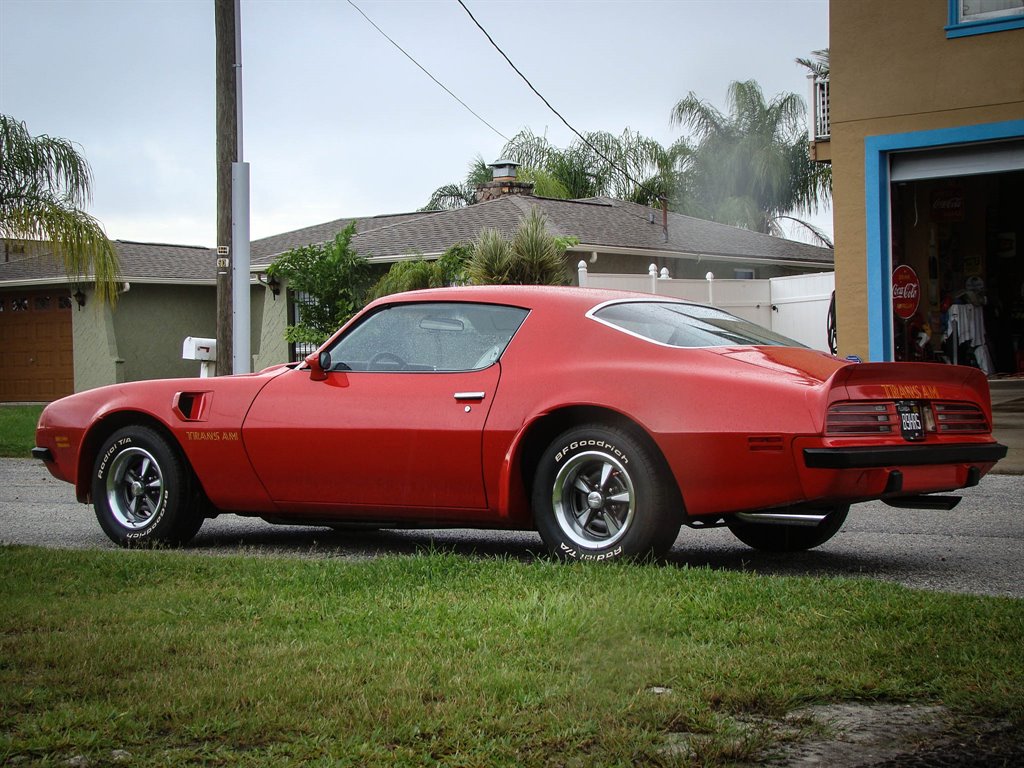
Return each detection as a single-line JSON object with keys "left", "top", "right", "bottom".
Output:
{"left": 182, "top": 337, "right": 217, "bottom": 378}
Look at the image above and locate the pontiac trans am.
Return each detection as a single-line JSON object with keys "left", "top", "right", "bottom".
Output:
{"left": 33, "top": 286, "right": 1008, "bottom": 560}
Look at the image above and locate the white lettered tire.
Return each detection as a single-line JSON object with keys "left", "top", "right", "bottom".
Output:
{"left": 91, "top": 426, "right": 203, "bottom": 547}
{"left": 532, "top": 424, "right": 680, "bottom": 561}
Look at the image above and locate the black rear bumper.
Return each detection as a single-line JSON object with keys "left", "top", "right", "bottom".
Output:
{"left": 803, "top": 442, "right": 1008, "bottom": 469}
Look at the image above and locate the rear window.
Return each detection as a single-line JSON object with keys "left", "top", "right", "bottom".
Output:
{"left": 590, "top": 300, "right": 802, "bottom": 348}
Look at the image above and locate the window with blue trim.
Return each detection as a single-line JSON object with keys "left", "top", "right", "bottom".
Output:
{"left": 947, "top": 0, "right": 1024, "bottom": 37}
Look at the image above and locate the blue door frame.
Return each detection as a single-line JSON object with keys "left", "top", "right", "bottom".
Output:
{"left": 863, "top": 120, "right": 1024, "bottom": 361}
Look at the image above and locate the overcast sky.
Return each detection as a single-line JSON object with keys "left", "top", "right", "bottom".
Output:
{"left": 0, "top": 0, "right": 830, "bottom": 247}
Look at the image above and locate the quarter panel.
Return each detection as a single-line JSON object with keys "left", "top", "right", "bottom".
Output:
{"left": 484, "top": 309, "right": 832, "bottom": 520}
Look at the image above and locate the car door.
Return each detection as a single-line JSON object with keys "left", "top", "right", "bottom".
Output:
{"left": 243, "top": 301, "right": 527, "bottom": 513}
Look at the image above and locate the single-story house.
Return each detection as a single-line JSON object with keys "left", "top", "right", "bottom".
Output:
{"left": 1, "top": 188, "right": 832, "bottom": 402}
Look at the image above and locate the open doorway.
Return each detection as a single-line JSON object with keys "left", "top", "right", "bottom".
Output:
{"left": 890, "top": 168, "right": 1023, "bottom": 374}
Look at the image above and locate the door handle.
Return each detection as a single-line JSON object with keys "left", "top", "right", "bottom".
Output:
{"left": 454, "top": 392, "right": 486, "bottom": 401}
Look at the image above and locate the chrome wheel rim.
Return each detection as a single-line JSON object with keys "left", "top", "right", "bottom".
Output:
{"left": 105, "top": 447, "right": 164, "bottom": 529}
{"left": 552, "top": 451, "right": 635, "bottom": 548}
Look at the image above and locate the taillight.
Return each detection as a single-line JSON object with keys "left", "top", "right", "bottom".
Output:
{"left": 826, "top": 400, "right": 989, "bottom": 436}
{"left": 826, "top": 402, "right": 897, "bottom": 435}
{"left": 933, "top": 402, "right": 989, "bottom": 433}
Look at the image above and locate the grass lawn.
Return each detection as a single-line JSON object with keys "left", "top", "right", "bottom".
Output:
{"left": 0, "top": 404, "right": 43, "bottom": 458}
{"left": 1, "top": 547, "right": 1022, "bottom": 766}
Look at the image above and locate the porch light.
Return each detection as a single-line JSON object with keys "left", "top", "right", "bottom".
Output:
{"left": 257, "top": 272, "right": 281, "bottom": 298}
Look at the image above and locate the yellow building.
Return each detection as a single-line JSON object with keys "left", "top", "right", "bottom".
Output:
{"left": 822, "top": 0, "right": 1023, "bottom": 373}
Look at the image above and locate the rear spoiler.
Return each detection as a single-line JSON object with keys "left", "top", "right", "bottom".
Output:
{"left": 824, "top": 362, "right": 992, "bottom": 411}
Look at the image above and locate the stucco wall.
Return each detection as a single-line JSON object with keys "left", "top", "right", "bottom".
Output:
{"left": 829, "top": 0, "right": 1024, "bottom": 359}
{"left": 72, "top": 299, "right": 125, "bottom": 392}
{"left": 111, "top": 284, "right": 218, "bottom": 382}
{"left": 252, "top": 278, "right": 289, "bottom": 370}
{"left": 72, "top": 282, "right": 282, "bottom": 392}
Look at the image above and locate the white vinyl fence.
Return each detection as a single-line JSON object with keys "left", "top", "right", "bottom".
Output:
{"left": 578, "top": 262, "right": 835, "bottom": 352}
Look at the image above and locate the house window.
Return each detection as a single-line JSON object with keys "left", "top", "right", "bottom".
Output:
{"left": 946, "top": 0, "right": 1024, "bottom": 37}
{"left": 734, "top": 269, "right": 755, "bottom": 280}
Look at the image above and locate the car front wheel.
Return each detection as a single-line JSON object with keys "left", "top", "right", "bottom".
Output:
{"left": 91, "top": 426, "right": 203, "bottom": 547}
{"left": 532, "top": 424, "right": 680, "bottom": 561}
{"left": 726, "top": 504, "right": 849, "bottom": 552}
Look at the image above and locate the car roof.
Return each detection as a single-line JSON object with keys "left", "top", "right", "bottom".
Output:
{"left": 367, "top": 284, "right": 682, "bottom": 313}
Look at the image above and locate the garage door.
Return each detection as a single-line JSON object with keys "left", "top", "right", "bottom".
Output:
{"left": 0, "top": 290, "right": 74, "bottom": 402}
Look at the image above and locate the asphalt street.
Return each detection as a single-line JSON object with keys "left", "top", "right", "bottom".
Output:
{"left": 1, "top": 457, "right": 1021, "bottom": 598}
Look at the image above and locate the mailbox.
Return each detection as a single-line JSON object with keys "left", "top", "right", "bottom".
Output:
{"left": 182, "top": 337, "right": 217, "bottom": 377}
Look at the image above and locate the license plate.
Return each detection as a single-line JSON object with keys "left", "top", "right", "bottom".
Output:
{"left": 896, "top": 401, "right": 924, "bottom": 441}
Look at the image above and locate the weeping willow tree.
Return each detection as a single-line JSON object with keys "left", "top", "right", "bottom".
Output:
{"left": 0, "top": 115, "right": 120, "bottom": 303}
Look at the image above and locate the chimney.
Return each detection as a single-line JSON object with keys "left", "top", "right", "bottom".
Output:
{"left": 475, "top": 159, "right": 535, "bottom": 203}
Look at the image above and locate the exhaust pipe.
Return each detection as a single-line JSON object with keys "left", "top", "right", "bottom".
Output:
{"left": 734, "top": 511, "right": 827, "bottom": 527}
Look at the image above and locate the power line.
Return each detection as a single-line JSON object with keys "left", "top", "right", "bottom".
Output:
{"left": 456, "top": 0, "right": 657, "bottom": 199}
{"left": 345, "top": 0, "right": 509, "bottom": 143}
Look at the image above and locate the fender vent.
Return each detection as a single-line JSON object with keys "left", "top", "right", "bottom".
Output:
{"left": 175, "top": 392, "right": 209, "bottom": 422}
{"left": 748, "top": 435, "right": 784, "bottom": 452}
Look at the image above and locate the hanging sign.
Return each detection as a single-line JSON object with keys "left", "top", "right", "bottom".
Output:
{"left": 892, "top": 265, "right": 921, "bottom": 320}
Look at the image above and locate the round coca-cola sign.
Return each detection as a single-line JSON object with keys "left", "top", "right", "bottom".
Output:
{"left": 892, "top": 265, "right": 921, "bottom": 320}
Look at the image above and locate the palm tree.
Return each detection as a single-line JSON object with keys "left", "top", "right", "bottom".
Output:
{"left": 424, "top": 128, "right": 688, "bottom": 210}
{"left": 0, "top": 115, "right": 120, "bottom": 302}
{"left": 669, "top": 80, "right": 831, "bottom": 244}
{"left": 496, "top": 127, "right": 688, "bottom": 206}
{"left": 796, "top": 48, "right": 830, "bottom": 79}
{"left": 422, "top": 156, "right": 491, "bottom": 210}
{"left": 466, "top": 208, "right": 570, "bottom": 286}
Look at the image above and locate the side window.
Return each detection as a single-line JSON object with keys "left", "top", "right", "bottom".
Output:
{"left": 324, "top": 302, "right": 528, "bottom": 372}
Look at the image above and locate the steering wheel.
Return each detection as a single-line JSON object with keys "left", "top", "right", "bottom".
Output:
{"left": 369, "top": 351, "right": 407, "bottom": 370}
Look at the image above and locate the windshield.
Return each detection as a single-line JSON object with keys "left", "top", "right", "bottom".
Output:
{"left": 590, "top": 301, "right": 803, "bottom": 348}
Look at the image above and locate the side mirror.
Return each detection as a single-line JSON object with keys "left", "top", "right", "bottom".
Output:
{"left": 306, "top": 350, "right": 330, "bottom": 381}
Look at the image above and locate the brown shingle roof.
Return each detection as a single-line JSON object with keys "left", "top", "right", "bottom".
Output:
{"left": 2, "top": 196, "right": 832, "bottom": 284}
{"left": 0, "top": 240, "right": 216, "bottom": 284}
{"left": 254, "top": 196, "right": 833, "bottom": 267}
{"left": 250, "top": 211, "right": 437, "bottom": 264}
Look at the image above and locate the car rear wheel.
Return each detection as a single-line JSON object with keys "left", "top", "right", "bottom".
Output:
{"left": 726, "top": 504, "right": 849, "bottom": 552}
{"left": 91, "top": 426, "right": 203, "bottom": 547}
{"left": 532, "top": 424, "right": 680, "bottom": 561}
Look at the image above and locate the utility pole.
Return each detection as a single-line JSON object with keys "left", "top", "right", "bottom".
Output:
{"left": 214, "top": 0, "right": 236, "bottom": 375}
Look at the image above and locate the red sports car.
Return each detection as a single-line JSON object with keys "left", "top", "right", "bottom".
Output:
{"left": 34, "top": 286, "right": 1007, "bottom": 560}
